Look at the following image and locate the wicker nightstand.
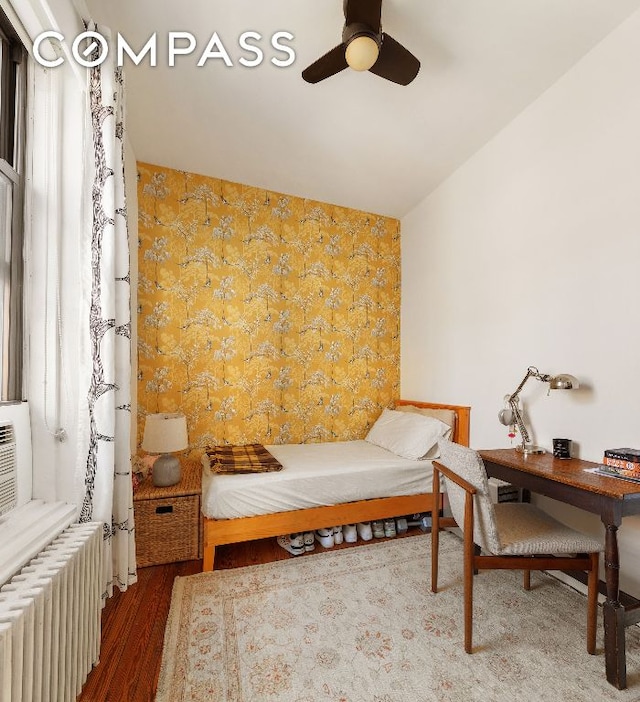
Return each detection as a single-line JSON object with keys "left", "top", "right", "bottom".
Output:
{"left": 133, "top": 460, "right": 203, "bottom": 567}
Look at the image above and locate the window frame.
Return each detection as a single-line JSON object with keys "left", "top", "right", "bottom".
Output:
{"left": 0, "top": 6, "right": 27, "bottom": 401}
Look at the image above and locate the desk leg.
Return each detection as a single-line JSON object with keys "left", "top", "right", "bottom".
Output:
{"left": 603, "top": 522, "right": 626, "bottom": 689}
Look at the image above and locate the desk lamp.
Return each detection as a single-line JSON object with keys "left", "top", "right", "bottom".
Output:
{"left": 142, "top": 413, "right": 189, "bottom": 486}
{"left": 498, "top": 366, "right": 579, "bottom": 455}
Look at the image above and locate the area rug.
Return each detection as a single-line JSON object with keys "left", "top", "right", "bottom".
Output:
{"left": 157, "top": 533, "right": 640, "bottom": 702}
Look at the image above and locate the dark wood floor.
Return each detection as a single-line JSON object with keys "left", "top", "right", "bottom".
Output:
{"left": 78, "top": 531, "right": 422, "bottom": 701}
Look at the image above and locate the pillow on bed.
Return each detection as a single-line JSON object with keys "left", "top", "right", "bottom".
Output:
{"left": 394, "top": 404, "right": 456, "bottom": 434}
{"left": 365, "top": 408, "right": 450, "bottom": 460}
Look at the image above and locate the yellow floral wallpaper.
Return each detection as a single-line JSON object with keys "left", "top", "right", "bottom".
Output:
{"left": 137, "top": 162, "right": 400, "bottom": 453}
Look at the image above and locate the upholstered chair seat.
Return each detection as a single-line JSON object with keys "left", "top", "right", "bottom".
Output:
{"left": 494, "top": 502, "right": 603, "bottom": 556}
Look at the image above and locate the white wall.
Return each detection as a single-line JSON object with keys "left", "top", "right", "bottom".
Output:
{"left": 401, "top": 9, "right": 640, "bottom": 596}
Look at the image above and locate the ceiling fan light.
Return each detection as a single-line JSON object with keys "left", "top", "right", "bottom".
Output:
{"left": 345, "top": 35, "right": 379, "bottom": 71}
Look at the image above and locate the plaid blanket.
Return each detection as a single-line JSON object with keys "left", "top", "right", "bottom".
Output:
{"left": 205, "top": 444, "right": 283, "bottom": 474}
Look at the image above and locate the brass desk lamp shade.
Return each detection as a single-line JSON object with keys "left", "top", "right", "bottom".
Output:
{"left": 142, "top": 413, "right": 189, "bottom": 486}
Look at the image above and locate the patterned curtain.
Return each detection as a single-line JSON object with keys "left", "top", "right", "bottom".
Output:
{"left": 80, "top": 25, "right": 137, "bottom": 598}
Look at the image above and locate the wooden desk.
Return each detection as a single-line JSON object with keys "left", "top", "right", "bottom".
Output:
{"left": 480, "top": 448, "right": 640, "bottom": 690}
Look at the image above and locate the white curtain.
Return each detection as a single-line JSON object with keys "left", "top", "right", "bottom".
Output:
{"left": 16, "top": 2, "right": 137, "bottom": 598}
{"left": 78, "top": 27, "right": 137, "bottom": 597}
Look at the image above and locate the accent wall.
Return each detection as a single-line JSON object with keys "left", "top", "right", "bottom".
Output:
{"left": 137, "top": 163, "right": 400, "bottom": 452}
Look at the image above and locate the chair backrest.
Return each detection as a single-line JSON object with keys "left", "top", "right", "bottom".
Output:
{"left": 437, "top": 440, "right": 502, "bottom": 554}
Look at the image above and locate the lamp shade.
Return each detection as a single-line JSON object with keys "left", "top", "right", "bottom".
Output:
{"left": 549, "top": 374, "right": 579, "bottom": 390}
{"left": 142, "top": 413, "right": 188, "bottom": 454}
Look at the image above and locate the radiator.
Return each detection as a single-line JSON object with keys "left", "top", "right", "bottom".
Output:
{"left": 0, "top": 522, "right": 103, "bottom": 702}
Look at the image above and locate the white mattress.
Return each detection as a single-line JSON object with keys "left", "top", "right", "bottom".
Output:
{"left": 201, "top": 440, "right": 433, "bottom": 519}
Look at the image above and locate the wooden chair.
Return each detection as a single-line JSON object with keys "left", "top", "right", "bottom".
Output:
{"left": 432, "top": 440, "right": 603, "bottom": 654}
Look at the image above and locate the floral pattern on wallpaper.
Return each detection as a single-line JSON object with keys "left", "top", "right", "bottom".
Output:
{"left": 137, "top": 162, "right": 400, "bottom": 452}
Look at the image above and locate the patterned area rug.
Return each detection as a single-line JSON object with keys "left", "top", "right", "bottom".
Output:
{"left": 157, "top": 533, "right": 640, "bottom": 702}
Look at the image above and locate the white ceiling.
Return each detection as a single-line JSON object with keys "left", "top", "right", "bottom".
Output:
{"left": 86, "top": 0, "right": 640, "bottom": 218}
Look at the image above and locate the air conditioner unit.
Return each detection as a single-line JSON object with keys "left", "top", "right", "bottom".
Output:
{"left": 488, "top": 477, "right": 522, "bottom": 504}
{"left": 0, "top": 421, "right": 17, "bottom": 515}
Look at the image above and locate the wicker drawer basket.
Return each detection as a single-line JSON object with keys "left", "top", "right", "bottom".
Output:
{"left": 135, "top": 493, "right": 200, "bottom": 567}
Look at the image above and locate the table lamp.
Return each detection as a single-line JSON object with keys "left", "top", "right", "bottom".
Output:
{"left": 142, "top": 413, "right": 189, "bottom": 486}
{"left": 497, "top": 366, "right": 579, "bottom": 455}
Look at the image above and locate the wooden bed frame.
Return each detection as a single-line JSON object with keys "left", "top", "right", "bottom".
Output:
{"left": 202, "top": 400, "right": 471, "bottom": 571}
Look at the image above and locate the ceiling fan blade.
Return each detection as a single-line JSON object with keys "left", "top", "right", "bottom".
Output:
{"left": 369, "top": 33, "right": 420, "bottom": 85}
{"left": 302, "top": 43, "right": 348, "bottom": 84}
{"left": 344, "top": 0, "right": 382, "bottom": 31}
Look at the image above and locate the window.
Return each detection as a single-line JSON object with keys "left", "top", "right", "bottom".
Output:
{"left": 0, "top": 7, "right": 26, "bottom": 401}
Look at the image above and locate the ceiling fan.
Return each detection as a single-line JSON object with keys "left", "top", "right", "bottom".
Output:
{"left": 302, "top": 0, "right": 420, "bottom": 86}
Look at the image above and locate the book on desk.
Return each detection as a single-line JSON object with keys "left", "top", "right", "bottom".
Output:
{"left": 595, "top": 447, "right": 640, "bottom": 483}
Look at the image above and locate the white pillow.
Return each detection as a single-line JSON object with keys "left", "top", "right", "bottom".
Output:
{"left": 394, "top": 404, "right": 456, "bottom": 431}
{"left": 365, "top": 408, "right": 451, "bottom": 460}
